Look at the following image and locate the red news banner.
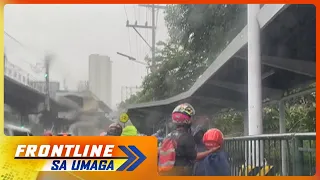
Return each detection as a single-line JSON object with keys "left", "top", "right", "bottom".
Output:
{"left": 13, "top": 136, "right": 158, "bottom": 172}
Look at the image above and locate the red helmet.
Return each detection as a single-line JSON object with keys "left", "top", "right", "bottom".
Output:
{"left": 44, "top": 130, "right": 53, "bottom": 136}
{"left": 203, "top": 128, "right": 224, "bottom": 149}
{"left": 171, "top": 103, "right": 195, "bottom": 125}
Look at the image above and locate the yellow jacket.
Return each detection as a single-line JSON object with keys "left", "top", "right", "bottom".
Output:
{"left": 121, "top": 125, "right": 138, "bottom": 136}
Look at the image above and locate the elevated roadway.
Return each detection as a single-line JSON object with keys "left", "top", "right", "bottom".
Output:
{"left": 4, "top": 60, "right": 76, "bottom": 130}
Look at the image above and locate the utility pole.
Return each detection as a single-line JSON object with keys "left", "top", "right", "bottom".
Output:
{"left": 44, "top": 55, "right": 52, "bottom": 112}
{"left": 126, "top": 4, "right": 167, "bottom": 73}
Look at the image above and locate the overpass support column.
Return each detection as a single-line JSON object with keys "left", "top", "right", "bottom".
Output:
{"left": 243, "top": 110, "right": 249, "bottom": 167}
{"left": 247, "top": 4, "right": 264, "bottom": 167}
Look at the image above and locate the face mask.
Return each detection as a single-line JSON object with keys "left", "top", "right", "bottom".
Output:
{"left": 107, "top": 128, "right": 121, "bottom": 136}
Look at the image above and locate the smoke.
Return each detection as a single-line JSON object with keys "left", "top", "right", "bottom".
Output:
{"left": 43, "top": 52, "right": 75, "bottom": 89}
{"left": 55, "top": 96, "right": 81, "bottom": 109}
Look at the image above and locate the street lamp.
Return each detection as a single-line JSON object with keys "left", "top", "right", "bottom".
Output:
{"left": 116, "top": 52, "right": 148, "bottom": 66}
{"left": 116, "top": 52, "right": 149, "bottom": 74}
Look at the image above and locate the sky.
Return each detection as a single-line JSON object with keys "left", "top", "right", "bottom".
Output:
{"left": 4, "top": 4, "right": 169, "bottom": 109}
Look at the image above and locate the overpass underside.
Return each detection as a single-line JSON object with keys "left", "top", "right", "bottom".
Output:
{"left": 4, "top": 76, "right": 76, "bottom": 133}
{"left": 5, "top": 76, "right": 43, "bottom": 114}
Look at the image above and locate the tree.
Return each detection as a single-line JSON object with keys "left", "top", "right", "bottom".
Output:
{"left": 139, "top": 40, "right": 201, "bottom": 101}
{"left": 121, "top": 5, "right": 247, "bottom": 105}
{"left": 165, "top": 5, "right": 247, "bottom": 64}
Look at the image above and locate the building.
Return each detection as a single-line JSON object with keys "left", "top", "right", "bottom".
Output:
{"left": 88, "top": 54, "right": 112, "bottom": 107}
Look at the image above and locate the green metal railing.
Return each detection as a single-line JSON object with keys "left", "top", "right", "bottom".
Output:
{"left": 224, "top": 133, "right": 316, "bottom": 176}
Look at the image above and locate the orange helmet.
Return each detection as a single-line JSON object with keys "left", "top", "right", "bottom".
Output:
{"left": 203, "top": 128, "right": 224, "bottom": 149}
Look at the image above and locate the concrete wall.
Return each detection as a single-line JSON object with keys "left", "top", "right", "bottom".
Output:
{"left": 89, "top": 54, "right": 112, "bottom": 107}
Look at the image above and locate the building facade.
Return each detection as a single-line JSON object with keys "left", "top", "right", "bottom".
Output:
{"left": 88, "top": 54, "right": 112, "bottom": 107}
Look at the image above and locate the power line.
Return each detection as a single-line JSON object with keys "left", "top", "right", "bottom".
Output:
{"left": 4, "top": 31, "right": 44, "bottom": 57}
{"left": 123, "top": 5, "right": 132, "bottom": 56}
{"left": 3, "top": 31, "right": 60, "bottom": 81}
{"left": 123, "top": 5, "right": 129, "bottom": 19}
{"left": 156, "top": 9, "right": 159, "bottom": 27}
{"left": 127, "top": 28, "right": 132, "bottom": 56}
{"left": 135, "top": 19, "right": 139, "bottom": 60}
{"left": 4, "top": 31, "right": 25, "bottom": 48}
{"left": 137, "top": 5, "right": 141, "bottom": 22}
{"left": 123, "top": 5, "right": 166, "bottom": 74}
{"left": 145, "top": 7, "right": 149, "bottom": 57}
{"left": 4, "top": 31, "right": 44, "bottom": 71}
{"left": 134, "top": 5, "right": 137, "bottom": 20}
{"left": 137, "top": 5, "right": 142, "bottom": 61}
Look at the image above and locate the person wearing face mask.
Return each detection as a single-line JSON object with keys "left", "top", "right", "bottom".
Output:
{"left": 193, "top": 128, "right": 231, "bottom": 176}
{"left": 158, "top": 103, "right": 220, "bottom": 176}
{"left": 106, "top": 123, "right": 123, "bottom": 136}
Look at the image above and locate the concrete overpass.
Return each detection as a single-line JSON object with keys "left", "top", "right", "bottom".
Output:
{"left": 55, "top": 90, "right": 114, "bottom": 135}
{"left": 4, "top": 60, "right": 79, "bottom": 133}
{"left": 4, "top": 57, "right": 114, "bottom": 135}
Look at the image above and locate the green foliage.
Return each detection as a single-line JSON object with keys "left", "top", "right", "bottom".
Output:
{"left": 213, "top": 109, "right": 244, "bottom": 137}
{"left": 120, "top": 4, "right": 315, "bottom": 135}
{"left": 165, "top": 4, "right": 247, "bottom": 64}
{"left": 213, "top": 90, "right": 315, "bottom": 136}
{"left": 121, "top": 4, "right": 247, "bottom": 105}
